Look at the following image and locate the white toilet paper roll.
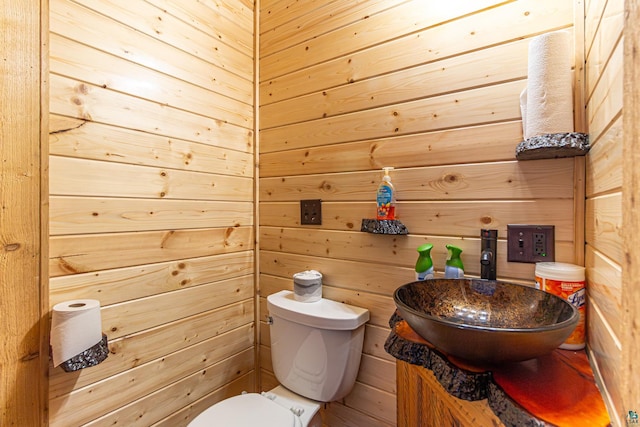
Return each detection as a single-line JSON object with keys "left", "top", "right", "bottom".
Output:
{"left": 51, "top": 299, "right": 103, "bottom": 367}
{"left": 293, "top": 270, "right": 322, "bottom": 303}
{"left": 524, "top": 30, "right": 574, "bottom": 139}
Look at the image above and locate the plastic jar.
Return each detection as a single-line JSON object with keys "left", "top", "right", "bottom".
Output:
{"left": 293, "top": 270, "right": 323, "bottom": 302}
{"left": 535, "top": 262, "right": 586, "bottom": 350}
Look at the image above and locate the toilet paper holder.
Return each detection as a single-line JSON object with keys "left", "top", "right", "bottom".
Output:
{"left": 58, "top": 333, "right": 109, "bottom": 372}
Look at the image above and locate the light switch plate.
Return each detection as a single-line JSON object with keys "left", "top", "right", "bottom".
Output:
{"left": 300, "top": 199, "right": 322, "bottom": 225}
{"left": 507, "top": 225, "right": 555, "bottom": 263}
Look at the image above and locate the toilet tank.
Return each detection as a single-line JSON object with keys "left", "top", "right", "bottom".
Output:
{"left": 267, "top": 290, "right": 370, "bottom": 402}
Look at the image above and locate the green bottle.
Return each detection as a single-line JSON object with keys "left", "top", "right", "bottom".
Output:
{"left": 415, "top": 244, "right": 434, "bottom": 281}
{"left": 444, "top": 244, "right": 464, "bottom": 279}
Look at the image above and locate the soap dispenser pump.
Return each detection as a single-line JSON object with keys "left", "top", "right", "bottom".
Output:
{"left": 444, "top": 244, "right": 464, "bottom": 279}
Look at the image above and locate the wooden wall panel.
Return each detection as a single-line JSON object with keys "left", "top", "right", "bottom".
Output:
{"left": 622, "top": 0, "right": 640, "bottom": 420}
{"left": 48, "top": 0, "right": 255, "bottom": 426}
{"left": 260, "top": 0, "right": 403, "bottom": 54}
{"left": 260, "top": 0, "right": 572, "bottom": 105}
{"left": 0, "top": 1, "right": 49, "bottom": 425}
{"left": 50, "top": 157, "right": 253, "bottom": 201}
{"left": 50, "top": 74, "right": 252, "bottom": 151}
{"left": 260, "top": 1, "right": 503, "bottom": 82}
{"left": 68, "top": 0, "right": 253, "bottom": 81}
{"left": 49, "top": 116, "right": 253, "bottom": 177}
{"left": 260, "top": 159, "right": 576, "bottom": 201}
{"left": 49, "top": 35, "right": 253, "bottom": 129}
{"left": 586, "top": 116, "right": 623, "bottom": 196}
{"left": 49, "top": 227, "right": 253, "bottom": 277}
{"left": 585, "top": 247, "right": 622, "bottom": 339}
{"left": 259, "top": 1, "right": 578, "bottom": 425}
{"left": 584, "top": 0, "right": 625, "bottom": 422}
{"left": 49, "top": 197, "right": 252, "bottom": 235}
{"left": 50, "top": 254, "right": 253, "bottom": 308}
{"left": 152, "top": 0, "right": 254, "bottom": 56}
{"left": 261, "top": 80, "right": 524, "bottom": 152}
{"left": 585, "top": 194, "right": 623, "bottom": 263}
{"left": 98, "top": 276, "right": 253, "bottom": 339}
{"left": 261, "top": 39, "right": 531, "bottom": 129}
{"left": 50, "top": 0, "right": 252, "bottom": 104}
{"left": 260, "top": 121, "right": 524, "bottom": 176}
{"left": 587, "top": 41, "right": 624, "bottom": 143}
{"left": 259, "top": 227, "right": 576, "bottom": 281}
{"left": 260, "top": 200, "right": 576, "bottom": 240}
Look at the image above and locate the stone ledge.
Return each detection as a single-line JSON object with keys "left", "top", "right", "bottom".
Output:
{"left": 515, "top": 132, "right": 589, "bottom": 160}
{"left": 361, "top": 219, "right": 409, "bottom": 235}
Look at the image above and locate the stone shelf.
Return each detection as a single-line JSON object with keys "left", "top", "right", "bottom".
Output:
{"left": 515, "top": 132, "right": 589, "bottom": 160}
{"left": 385, "top": 312, "right": 610, "bottom": 426}
{"left": 360, "top": 219, "right": 409, "bottom": 235}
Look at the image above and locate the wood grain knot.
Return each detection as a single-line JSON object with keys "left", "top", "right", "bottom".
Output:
{"left": 4, "top": 243, "right": 21, "bottom": 251}
{"left": 75, "top": 83, "right": 90, "bottom": 94}
{"left": 444, "top": 174, "right": 459, "bottom": 183}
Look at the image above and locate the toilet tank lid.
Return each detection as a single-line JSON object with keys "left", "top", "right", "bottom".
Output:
{"left": 267, "top": 290, "right": 370, "bottom": 330}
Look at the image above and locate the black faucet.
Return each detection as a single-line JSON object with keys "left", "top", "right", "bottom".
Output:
{"left": 480, "top": 229, "right": 498, "bottom": 280}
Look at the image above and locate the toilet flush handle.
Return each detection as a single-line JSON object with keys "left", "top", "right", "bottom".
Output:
{"left": 266, "top": 315, "right": 274, "bottom": 325}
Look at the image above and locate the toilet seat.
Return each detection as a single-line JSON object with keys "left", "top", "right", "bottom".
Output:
{"left": 188, "top": 392, "right": 302, "bottom": 427}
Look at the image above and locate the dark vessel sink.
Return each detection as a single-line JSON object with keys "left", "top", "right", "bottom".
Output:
{"left": 393, "top": 279, "right": 579, "bottom": 364}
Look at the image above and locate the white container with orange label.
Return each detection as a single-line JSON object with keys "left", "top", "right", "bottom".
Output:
{"left": 535, "top": 262, "right": 586, "bottom": 350}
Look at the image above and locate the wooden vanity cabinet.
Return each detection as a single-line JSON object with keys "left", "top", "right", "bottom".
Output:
{"left": 396, "top": 360, "right": 504, "bottom": 427}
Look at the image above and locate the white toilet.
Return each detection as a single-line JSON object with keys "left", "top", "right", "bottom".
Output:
{"left": 188, "top": 290, "right": 370, "bottom": 427}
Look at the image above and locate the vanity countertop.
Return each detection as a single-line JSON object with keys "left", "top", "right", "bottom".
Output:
{"left": 385, "top": 312, "right": 611, "bottom": 426}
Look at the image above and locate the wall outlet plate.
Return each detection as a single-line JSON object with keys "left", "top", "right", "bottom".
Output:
{"left": 507, "top": 225, "right": 555, "bottom": 263}
{"left": 300, "top": 199, "right": 322, "bottom": 225}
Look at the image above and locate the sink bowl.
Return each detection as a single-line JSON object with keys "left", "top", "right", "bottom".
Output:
{"left": 393, "top": 279, "right": 579, "bottom": 364}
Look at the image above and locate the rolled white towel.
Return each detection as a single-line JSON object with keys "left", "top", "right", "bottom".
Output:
{"left": 524, "top": 30, "right": 574, "bottom": 139}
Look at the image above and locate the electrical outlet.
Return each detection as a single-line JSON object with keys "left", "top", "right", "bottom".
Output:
{"left": 533, "top": 232, "right": 547, "bottom": 256}
{"left": 507, "top": 225, "right": 555, "bottom": 263}
{"left": 300, "top": 199, "right": 322, "bottom": 225}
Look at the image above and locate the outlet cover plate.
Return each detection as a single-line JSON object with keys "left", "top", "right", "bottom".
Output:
{"left": 300, "top": 199, "right": 322, "bottom": 225}
{"left": 507, "top": 225, "right": 555, "bottom": 263}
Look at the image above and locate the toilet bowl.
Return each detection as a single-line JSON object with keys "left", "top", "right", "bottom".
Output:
{"left": 188, "top": 290, "right": 369, "bottom": 427}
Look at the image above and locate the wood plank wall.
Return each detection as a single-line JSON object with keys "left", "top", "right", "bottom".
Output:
{"left": 0, "top": 1, "right": 49, "bottom": 425}
{"left": 584, "top": 0, "right": 626, "bottom": 424}
{"left": 47, "top": 0, "right": 256, "bottom": 425}
{"left": 258, "top": 1, "right": 577, "bottom": 425}
{"left": 621, "top": 0, "right": 640, "bottom": 419}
